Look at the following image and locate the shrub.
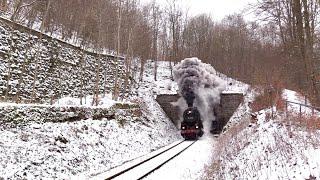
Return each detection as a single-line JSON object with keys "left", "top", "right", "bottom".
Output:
{"left": 250, "top": 80, "right": 285, "bottom": 113}
{"left": 281, "top": 114, "right": 320, "bottom": 131}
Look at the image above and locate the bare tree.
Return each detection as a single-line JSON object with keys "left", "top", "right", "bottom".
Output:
{"left": 150, "top": 0, "right": 161, "bottom": 81}
{"left": 10, "top": 0, "right": 38, "bottom": 22}
{"left": 123, "top": 27, "right": 133, "bottom": 98}
{"left": 112, "top": 0, "right": 123, "bottom": 101}
{"left": 39, "top": 0, "right": 51, "bottom": 32}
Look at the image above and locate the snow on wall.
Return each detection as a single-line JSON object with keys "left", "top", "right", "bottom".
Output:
{"left": 0, "top": 103, "right": 180, "bottom": 179}
{"left": 0, "top": 59, "right": 182, "bottom": 179}
{"left": 0, "top": 19, "right": 129, "bottom": 104}
{"left": 0, "top": 102, "right": 140, "bottom": 127}
{"left": 0, "top": 92, "right": 181, "bottom": 179}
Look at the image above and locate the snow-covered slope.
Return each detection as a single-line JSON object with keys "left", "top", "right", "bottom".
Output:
{"left": 139, "top": 60, "right": 252, "bottom": 180}
{"left": 3, "top": 53, "right": 319, "bottom": 180}
{"left": 137, "top": 60, "right": 179, "bottom": 95}
{"left": 0, "top": 60, "right": 181, "bottom": 179}
{"left": 205, "top": 88, "right": 320, "bottom": 179}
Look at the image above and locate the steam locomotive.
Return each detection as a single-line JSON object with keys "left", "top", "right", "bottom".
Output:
{"left": 180, "top": 107, "right": 204, "bottom": 140}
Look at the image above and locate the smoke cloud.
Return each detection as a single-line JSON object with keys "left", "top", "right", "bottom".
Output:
{"left": 172, "top": 57, "right": 226, "bottom": 132}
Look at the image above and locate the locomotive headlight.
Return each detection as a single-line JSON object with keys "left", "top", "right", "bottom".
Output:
{"left": 182, "top": 126, "right": 186, "bottom": 130}
{"left": 195, "top": 125, "right": 199, "bottom": 129}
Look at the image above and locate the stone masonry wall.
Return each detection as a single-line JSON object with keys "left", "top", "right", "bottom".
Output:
{"left": 156, "top": 93, "right": 244, "bottom": 131}
{"left": 155, "top": 94, "right": 180, "bottom": 126}
{"left": 0, "top": 17, "right": 128, "bottom": 104}
{"left": 0, "top": 103, "right": 140, "bottom": 127}
{"left": 217, "top": 93, "right": 244, "bottom": 129}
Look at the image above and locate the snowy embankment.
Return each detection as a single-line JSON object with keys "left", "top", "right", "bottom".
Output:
{"left": 0, "top": 60, "right": 181, "bottom": 179}
{"left": 206, "top": 87, "right": 320, "bottom": 179}
{"left": 0, "top": 59, "right": 250, "bottom": 180}
{"left": 141, "top": 60, "right": 251, "bottom": 180}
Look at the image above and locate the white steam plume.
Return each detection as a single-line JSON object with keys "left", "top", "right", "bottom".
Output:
{"left": 172, "top": 57, "right": 226, "bottom": 132}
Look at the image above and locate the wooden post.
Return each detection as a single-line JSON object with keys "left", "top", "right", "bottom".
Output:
{"left": 299, "top": 104, "right": 302, "bottom": 117}
{"left": 305, "top": 96, "right": 307, "bottom": 105}
{"left": 286, "top": 101, "right": 288, "bottom": 118}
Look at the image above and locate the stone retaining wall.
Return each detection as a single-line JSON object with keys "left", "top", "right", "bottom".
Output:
{"left": 0, "top": 103, "right": 140, "bottom": 127}
{"left": 0, "top": 17, "right": 129, "bottom": 104}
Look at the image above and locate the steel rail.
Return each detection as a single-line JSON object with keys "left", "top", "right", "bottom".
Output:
{"left": 103, "top": 140, "right": 186, "bottom": 180}
{"left": 137, "top": 140, "right": 197, "bottom": 180}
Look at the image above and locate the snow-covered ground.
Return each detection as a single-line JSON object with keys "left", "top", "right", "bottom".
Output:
{"left": 0, "top": 118, "right": 176, "bottom": 179}
{"left": 133, "top": 60, "right": 251, "bottom": 180}
{"left": 53, "top": 94, "right": 117, "bottom": 108}
{"left": 0, "top": 60, "right": 182, "bottom": 179}
{"left": 283, "top": 89, "right": 320, "bottom": 116}
{"left": 206, "top": 88, "right": 320, "bottom": 179}
{"left": 145, "top": 134, "right": 217, "bottom": 180}
{"left": 0, "top": 58, "right": 251, "bottom": 179}
{"left": 137, "top": 60, "right": 179, "bottom": 96}
{"left": 3, "top": 56, "right": 319, "bottom": 180}
{"left": 0, "top": 101, "right": 180, "bottom": 179}
{"left": 0, "top": 94, "right": 118, "bottom": 108}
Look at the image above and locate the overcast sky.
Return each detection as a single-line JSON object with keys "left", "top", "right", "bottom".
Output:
{"left": 139, "top": 0, "right": 258, "bottom": 21}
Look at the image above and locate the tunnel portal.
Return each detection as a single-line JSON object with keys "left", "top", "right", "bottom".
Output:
{"left": 156, "top": 93, "right": 244, "bottom": 133}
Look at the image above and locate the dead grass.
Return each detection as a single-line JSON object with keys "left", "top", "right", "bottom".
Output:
{"left": 250, "top": 81, "right": 284, "bottom": 113}
{"left": 250, "top": 90, "right": 272, "bottom": 112}
{"left": 275, "top": 95, "right": 286, "bottom": 112}
{"left": 279, "top": 114, "right": 320, "bottom": 131}
{"left": 203, "top": 117, "right": 252, "bottom": 179}
{"left": 205, "top": 112, "right": 320, "bottom": 179}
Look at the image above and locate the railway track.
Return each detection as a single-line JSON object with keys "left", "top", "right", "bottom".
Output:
{"left": 91, "top": 140, "right": 197, "bottom": 180}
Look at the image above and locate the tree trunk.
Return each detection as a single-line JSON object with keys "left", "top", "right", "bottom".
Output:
{"left": 10, "top": 0, "right": 23, "bottom": 21}
{"left": 293, "top": 0, "right": 309, "bottom": 88}
{"left": 103, "top": 67, "right": 107, "bottom": 98}
{"left": 169, "top": 59, "right": 174, "bottom": 81}
{"left": 139, "top": 58, "right": 145, "bottom": 82}
{"left": 123, "top": 28, "right": 133, "bottom": 98}
{"left": 40, "top": 0, "right": 52, "bottom": 32}
{"left": 112, "top": 0, "right": 122, "bottom": 101}
{"left": 302, "top": 0, "right": 320, "bottom": 103}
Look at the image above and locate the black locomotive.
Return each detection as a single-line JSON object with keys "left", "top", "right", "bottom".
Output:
{"left": 180, "top": 107, "right": 204, "bottom": 139}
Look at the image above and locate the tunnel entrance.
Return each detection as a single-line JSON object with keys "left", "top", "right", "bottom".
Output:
{"left": 156, "top": 93, "right": 244, "bottom": 133}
